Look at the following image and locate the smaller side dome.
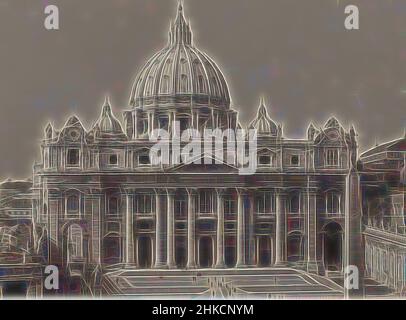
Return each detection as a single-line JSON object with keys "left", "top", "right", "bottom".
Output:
{"left": 249, "top": 98, "right": 279, "bottom": 137}
{"left": 95, "top": 96, "right": 124, "bottom": 135}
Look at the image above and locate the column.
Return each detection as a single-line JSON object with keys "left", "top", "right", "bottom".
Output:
{"left": 275, "top": 191, "right": 287, "bottom": 266}
{"left": 167, "top": 189, "right": 176, "bottom": 268}
{"left": 344, "top": 169, "right": 365, "bottom": 298}
{"left": 306, "top": 184, "right": 319, "bottom": 273}
{"left": 125, "top": 192, "right": 135, "bottom": 266}
{"left": 236, "top": 189, "right": 246, "bottom": 267}
{"left": 90, "top": 192, "right": 102, "bottom": 265}
{"left": 186, "top": 189, "right": 197, "bottom": 268}
{"left": 215, "top": 189, "right": 225, "bottom": 268}
{"left": 154, "top": 190, "right": 166, "bottom": 268}
{"left": 247, "top": 190, "right": 256, "bottom": 267}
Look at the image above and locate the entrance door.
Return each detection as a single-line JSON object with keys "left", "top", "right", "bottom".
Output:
{"left": 103, "top": 236, "right": 121, "bottom": 265}
{"left": 225, "top": 236, "right": 236, "bottom": 268}
{"left": 324, "top": 223, "right": 343, "bottom": 272}
{"left": 257, "top": 236, "right": 271, "bottom": 267}
{"left": 175, "top": 236, "right": 187, "bottom": 268}
{"left": 138, "top": 236, "right": 153, "bottom": 268}
{"left": 199, "top": 237, "right": 213, "bottom": 268}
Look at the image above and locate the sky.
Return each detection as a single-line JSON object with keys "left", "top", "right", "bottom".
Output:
{"left": 0, "top": 0, "right": 405, "bottom": 178}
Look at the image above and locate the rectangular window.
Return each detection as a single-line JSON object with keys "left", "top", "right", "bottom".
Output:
{"left": 290, "top": 155, "right": 299, "bottom": 166}
{"left": 109, "top": 154, "right": 118, "bottom": 166}
{"left": 255, "top": 192, "right": 275, "bottom": 214}
{"left": 224, "top": 195, "right": 236, "bottom": 216}
{"left": 179, "top": 118, "right": 189, "bottom": 131}
{"left": 67, "top": 149, "right": 80, "bottom": 167}
{"left": 135, "top": 194, "right": 153, "bottom": 214}
{"left": 258, "top": 155, "right": 271, "bottom": 166}
{"left": 159, "top": 117, "right": 169, "bottom": 130}
{"left": 326, "top": 149, "right": 339, "bottom": 166}
{"left": 199, "top": 191, "right": 213, "bottom": 214}
{"left": 138, "top": 154, "right": 150, "bottom": 166}
{"left": 175, "top": 197, "right": 187, "bottom": 219}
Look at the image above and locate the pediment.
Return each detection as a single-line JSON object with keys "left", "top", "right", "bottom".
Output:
{"left": 167, "top": 153, "right": 239, "bottom": 173}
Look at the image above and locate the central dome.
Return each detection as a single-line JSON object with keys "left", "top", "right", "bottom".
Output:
{"left": 129, "top": 3, "right": 231, "bottom": 109}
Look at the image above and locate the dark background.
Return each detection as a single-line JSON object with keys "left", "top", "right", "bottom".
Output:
{"left": 0, "top": 0, "right": 405, "bottom": 178}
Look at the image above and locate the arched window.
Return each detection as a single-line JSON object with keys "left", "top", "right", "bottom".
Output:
{"left": 67, "top": 148, "right": 80, "bottom": 167}
{"left": 108, "top": 196, "right": 119, "bottom": 215}
{"left": 145, "top": 76, "right": 154, "bottom": 96}
{"left": 326, "top": 192, "right": 340, "bottom": 214}
{"left": 68, "top": 224, "right": 83, "bottom": 261}
{"left": 161, "top": 75, "right": 170, "bottom": 94}
{"left": 180, "top": 57, "right": 188, "bottom": 74}
{"left": 198, "top": 75, "right": 206, "bottom": 93}
{"left": 180, "top": 74, "right": 189, "bottom": 93}
{"left": 67, "top": 194, "right": 79, "bottom": 215}
{"left": 289, "top": 193, "right": 300, "bottom": 214}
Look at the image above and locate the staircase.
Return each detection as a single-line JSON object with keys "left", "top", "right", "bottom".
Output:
{"left": 102, "top": 268, "right": 344, "bottom": 299}
{"left": 364, "top": 278, "right": 396, "bottom": 298}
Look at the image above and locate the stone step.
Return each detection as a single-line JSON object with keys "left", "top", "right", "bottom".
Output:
{"left": 120, "top": 286, "right": 209, "bottom": 295}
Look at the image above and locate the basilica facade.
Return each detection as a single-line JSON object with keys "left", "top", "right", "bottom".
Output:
{"left": 32, "top": 3, "right": 361, "bottom": 275}
{"left": 0, "top": 2, "right": 373, "bottom": 297}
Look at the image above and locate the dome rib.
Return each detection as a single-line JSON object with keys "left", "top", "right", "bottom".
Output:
{"left": 188, "top": 45, "right": 212, "bottom": 98}
{"left": 182, "top": 43, "right": 197, "bottom": 97}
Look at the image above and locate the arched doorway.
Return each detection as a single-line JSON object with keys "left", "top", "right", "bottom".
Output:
{"left": 138, "top": 236, "right": 153, "bottom": 268}
{"left": 225, "top": 236, "right": 236, "bottom": 268}
{"left": 103, "top": 234, "right": 121, "bottom": 265}
{"left": 175, "top": 236, "right": 187, "bottom": 268}
{"left": 287, "top": 232, "right": 304, "bottom": 263}
{"left": 323, "top": 222, "right": 343, "bottom": 272}
{"left": 257, "top": 236, "right": 271, "bottom": 267}
{"left": 199, "top": 237, "right": 213, "bottom": 268}
{"left": 66, "top": 224, "right": 84, "bottom": 263}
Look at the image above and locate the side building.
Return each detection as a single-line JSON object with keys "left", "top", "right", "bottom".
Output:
{"left": 361, "top": 134, "right": 406, "bottom": 294}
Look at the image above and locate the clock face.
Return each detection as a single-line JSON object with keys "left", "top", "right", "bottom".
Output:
{"left": 327, "top": 130, "right": 339, "bottom": 141}
{"left": 68, "top": 129, "right": 81, "bottom": 141}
